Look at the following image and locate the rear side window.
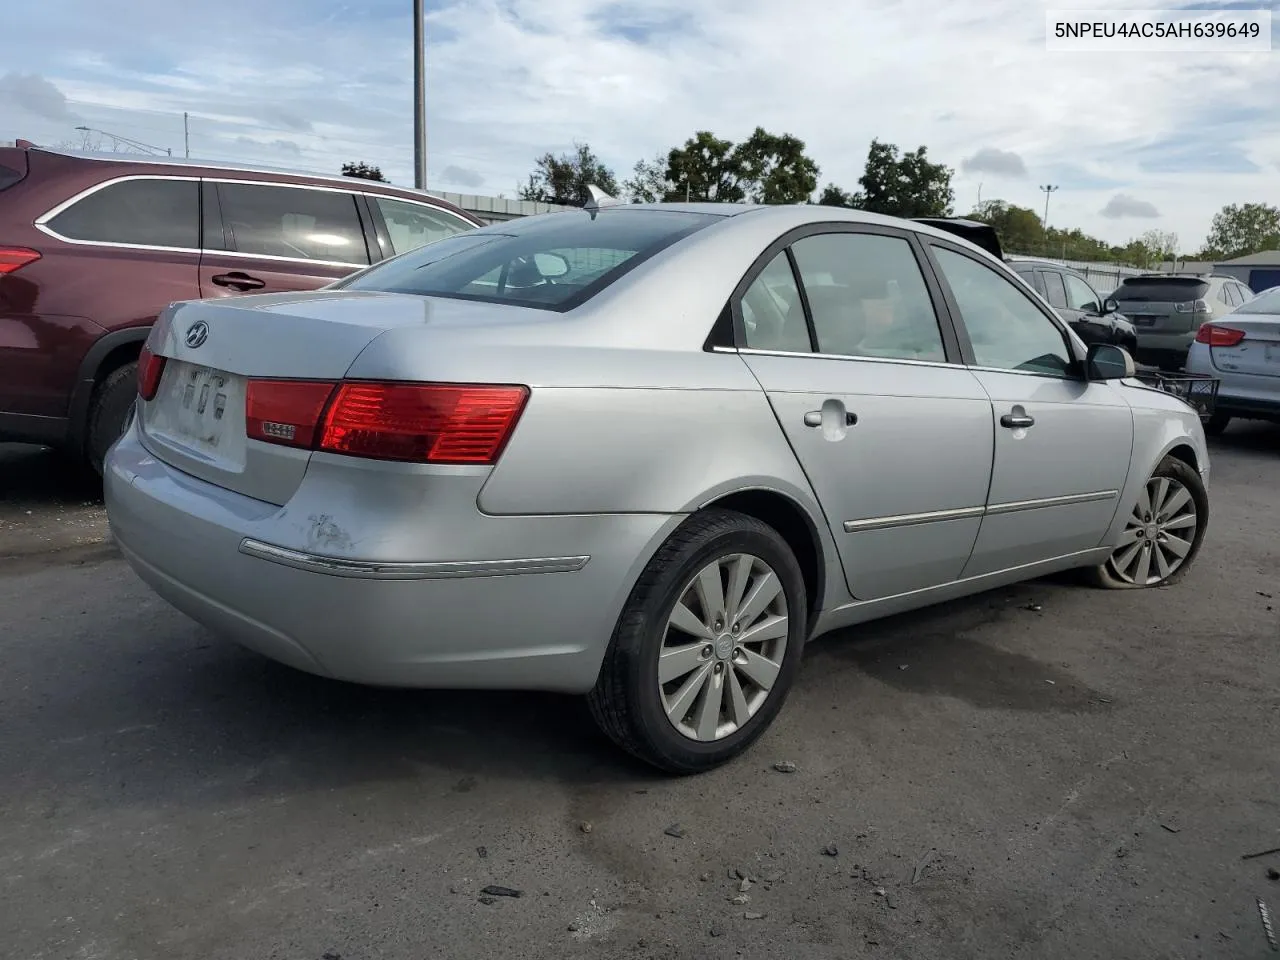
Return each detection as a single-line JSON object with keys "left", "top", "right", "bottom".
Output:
{"left": 218, "top": 182, "right": 369, "bottom": 265}
{"left": 1235, "top": 286, "right": 1280, "bottom": 314}
{"left": 789, "top": 232, "right": 946, "bottom": 362}
{"left": 1114, "top": 277, "right": 1209, "bottom": 302}
{"left": 372, "top": 196, "right": 473, "bottom": 256}
{"left": 335, "top": 208, "right": 717, "bottom": 312}
{"left": 45, "top": 178, "right": 198, "bottom": 248}
{"left": 1040, "top": 270, "right": 1068, "bottom": 308}
{"left": 741, "top": 252, "right": 810, "bottom": 353}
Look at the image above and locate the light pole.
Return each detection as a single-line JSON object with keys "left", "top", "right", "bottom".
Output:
{"left": 413, "top": 0, "right": 427, "bottom": 189}
{"left": 1039, "top": 184, "right": 1059, "bottom": 257}
{"left": 1039, "top": 184, "right": 1059, "bottom": 232}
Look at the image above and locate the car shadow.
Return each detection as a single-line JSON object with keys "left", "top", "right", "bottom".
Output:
{"left": 1208, "top": 419, "right": 1280, "bottom": 455}
{"left": 0, "top": 442, "right": 102, "bottom": 507}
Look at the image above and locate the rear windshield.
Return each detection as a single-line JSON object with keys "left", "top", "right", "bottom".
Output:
{"left": 1234, "top": 286, "right": 1280, "bottom": 314}
{"left": 1112, "top": 277, "right": 1209, "bottom": 302}
{"left": 334, "top": 208, "right": 719, "bottom": 311}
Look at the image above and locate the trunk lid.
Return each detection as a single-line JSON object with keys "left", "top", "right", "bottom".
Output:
{"left": 1112, "top": 276, "right": 1210, "bottom": 334}
{"left": 1207, "top": 314, "right": 1280, "bottom": 379}
{"left": 138, "top": 290, "right": 509, "bottom": 504}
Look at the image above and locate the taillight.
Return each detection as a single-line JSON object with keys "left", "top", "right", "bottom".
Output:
{"left": 1195, "top": 323, "right": 1246, "bottom": 347}
{"left": 246, "top": 380, "right": 337, "bottom": 449}
{"left": 244, "top": 380, "right": 529, "bottom": 465}
{"left": 137, "top": 345, "right": 166, "bottom": 401}
{"left": 1175, "top": 298, "right": 1211, "bottom": 314}
{"left": 0, "top": 246, "right": 40, "bottom": 275}
{"left": 319, "top": 383, "right": 529, "bottom": 464}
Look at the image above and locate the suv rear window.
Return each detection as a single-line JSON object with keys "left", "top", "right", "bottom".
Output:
{"left": 334, "top": 208, "right": 718, "bottom": 311}
{"left": 1112, "top": 277, "right": 1209, "bottom": 302}
{"left": 45, "top": 178, "right": 198, "bottom": 249}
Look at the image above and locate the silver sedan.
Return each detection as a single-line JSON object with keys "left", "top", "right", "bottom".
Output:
{"left": 1186, "top": 284, "right": 1280, "bottom": 434}
{"left": 104, "top": 201, "right": 1211, "bottom": 773}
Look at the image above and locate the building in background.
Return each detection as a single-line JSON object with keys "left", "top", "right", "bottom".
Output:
{"left": 1211, "top": 251, "right": 1280, "bottom": 293}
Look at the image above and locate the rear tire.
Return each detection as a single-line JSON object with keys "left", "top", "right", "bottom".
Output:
{"left": 587, "top": 509, "right": 807, "bottom": 774}
{"left": 1085, "top": 455, "right": 1208, "bottom": 590}
{"left": 86, "top": 362, "right": 138, "bottom": 478}
{"left": 1203, "top": 411, "right": 1231, "bottom": 437}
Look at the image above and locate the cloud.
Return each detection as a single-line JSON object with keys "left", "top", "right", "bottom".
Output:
{"left": 440, "top": 164, "right": 485, "bottom": 188}
{"left": 1100, "top": 194, "right": 1161, "bottom": 219}
{"left": 0, "top": 72, "right": 76, "bottom": 121}
{"left": 960, "top": 147, "right": 1027, "bottom": 178}
{"left": 2, "top": 0, "right": 1278, "bottom": 248}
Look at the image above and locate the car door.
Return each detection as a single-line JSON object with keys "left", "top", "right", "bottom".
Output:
{"left": 198, "top": 180, "right": 371, "bottom": 299}
{"left": 736, "top": 226, "right": 995, "bottom": 601}
{"left": 924, "top": 242, "right": 1135, "bottom": 577}
{"left": 1062, "top": 271, "right": 1112, "bottom": 344}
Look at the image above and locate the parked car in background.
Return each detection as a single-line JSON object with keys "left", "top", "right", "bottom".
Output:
{"left": 0, "top": 145, "right": 481, "bottom": 473}
{"left": 1006, "top": 256, "right": 1138, "bottom": 356}
{"left": 1185, "top": 284, "right": 1280, "bottom": 434}
{"left": 1109, "top": 273, "right": 1255, "bottom": 371}
{"left": 105, "top": 201, "right": 1210, "bottom": 773}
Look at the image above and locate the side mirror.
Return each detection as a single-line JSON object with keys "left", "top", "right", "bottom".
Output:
{"left": 1085, "top": 342, "right": 1135, "bottom": 381}
{"left": 533, "top": 252, "right": 569, "bottom": 278}
{"left": 1102, "top": 297, "right": 1119, "bottom": 314}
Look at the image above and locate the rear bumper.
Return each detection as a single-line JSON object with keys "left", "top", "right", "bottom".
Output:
{"left": 104, "top": 421, "right": 682, "bottom": 692}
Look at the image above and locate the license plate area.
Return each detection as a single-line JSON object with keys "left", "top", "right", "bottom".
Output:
{"left": 146, "top": 360, "right": 247, "bottom": 465}
{"left": 1131, "top": 314, "right": 1158, "bottom": 327}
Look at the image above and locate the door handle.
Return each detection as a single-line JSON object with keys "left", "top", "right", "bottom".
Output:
{"left": 1000, "top": 411, "right": 1035, "bottom": 429}
{"left": 211, "top": 272, "right": 266, "bottom": 291}
{"left": 804, "top": 410, "right": 857, "bottom": 427}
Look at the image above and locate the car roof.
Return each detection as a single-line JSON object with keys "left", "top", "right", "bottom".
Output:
{"left": 25, "top": 145, "right": 476, "bottom": 217}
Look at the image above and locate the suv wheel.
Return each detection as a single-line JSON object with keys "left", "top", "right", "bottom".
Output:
{"left": 86, "top": 362, "right": 138, "bottom": 477}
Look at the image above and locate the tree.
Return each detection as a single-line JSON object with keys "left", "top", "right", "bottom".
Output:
{"left": 342, "top": 161, "right": 387, "bottom": 182}
{"left": 1200, "top": 202, "right": 1280, "bottom": 260}
{"left": 660, "top": 128, "right": 820, "bottom": 204}
{"left": 1138, "top": 229, "right": 1179, "bottom": 263}
{"left": 817, "top": 184, "right": 858, "bottom": 207}
{"left": 733, "top": 127, "right": 820, "bottom": 204}
{"left": 850, "top": 139, "right": 955, "bottom": 218}
{"left": 622, "top": 154, "right": 671, "bottom": 203}
{"left": 664, "top": 131, "right": 745, "bottom": 203}
{"left": 518, "top": 142, "right": 619, "bottom": 206}
{"left": 968, "top": 200, "right": 1043, "bottom": 254}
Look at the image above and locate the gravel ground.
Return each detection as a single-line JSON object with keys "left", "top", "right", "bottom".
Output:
{"left": 0, "top": 428, "right": 1277, "bottom": 960}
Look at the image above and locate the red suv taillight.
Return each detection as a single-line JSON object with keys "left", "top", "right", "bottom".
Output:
{"left": 244, "top": 380, "right": 530, "bottom": 465}
{"left": 0, "top": 246, "right": 40, "bottom": 275}
{"left": 137, "top": 345, "right": 167, "bottom": 400}
{"left": 1195, "top": 323, "right": 1246, "bottom": 347}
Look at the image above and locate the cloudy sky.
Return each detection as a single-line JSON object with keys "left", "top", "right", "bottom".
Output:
{"left": 2, "top": 0, "right": 1278, "bottom": 251}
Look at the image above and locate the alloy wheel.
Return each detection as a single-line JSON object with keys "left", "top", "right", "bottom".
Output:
{"left": 1106, "top": 476, "right": 1199, "bottom": 586}
{"left": 657, "top": 553, "right": 789, "bottom": 742}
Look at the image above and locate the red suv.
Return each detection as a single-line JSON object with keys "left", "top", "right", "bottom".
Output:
{"left": 0, "top": 145, "right": 481, "bottom": 473}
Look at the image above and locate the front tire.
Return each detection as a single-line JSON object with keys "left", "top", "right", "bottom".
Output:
{"left": 1086, "top": 455, "right": 1208, "bottom": 589}
{"left": 588, "top": 509, "right": 808, "bottom": 774}
{"left": 86, "top": 362, "right": 138, "bottom": 478}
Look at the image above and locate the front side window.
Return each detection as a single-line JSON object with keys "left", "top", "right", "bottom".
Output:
{"left": 1040, "top": 271, "right": 1068, "bottom": 308}
{"left": 932, "top": 247, "right": 1073, "bottom": 377}
{"left": 373, "top": 197, "right": 473, "bottom": 256}
{"left": 1063, "top": 273, "right": 1100, "bottom": 312}
{"left": 46, "top": 178, "right": 198, "bottom": 249}
{"left": 740, "top": 251, "right": 810, "bottom": 352}
{"left": 218, "top": 183, "right": 369, "bottom": 264}
{"left": 335, "top": 208, "right": 717, "bottom": 311}
{"left": 789, "top": 232, "right": 946, "bottom": 362}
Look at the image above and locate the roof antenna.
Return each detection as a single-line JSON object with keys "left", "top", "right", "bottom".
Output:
{"left": 583, "top": 184, "right": 617, "bottom": 218}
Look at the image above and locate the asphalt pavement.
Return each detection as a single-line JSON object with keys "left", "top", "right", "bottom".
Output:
{"left": 1, "top": 428, "right": 1278, "bottom": 960}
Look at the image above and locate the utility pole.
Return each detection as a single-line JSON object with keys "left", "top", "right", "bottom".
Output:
{"left": 183, "top": 112, "right": 190, "bottom": 159}
{"left": 413, "top": 0, "right": 427, "bottom": 189}
{"left": 977, "top": 182, "right": 982, "bottom": 207}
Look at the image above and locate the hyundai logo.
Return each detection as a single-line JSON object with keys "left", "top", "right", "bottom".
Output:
{"left": 185, "top": 320, "right": 210, "bottom": 349}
